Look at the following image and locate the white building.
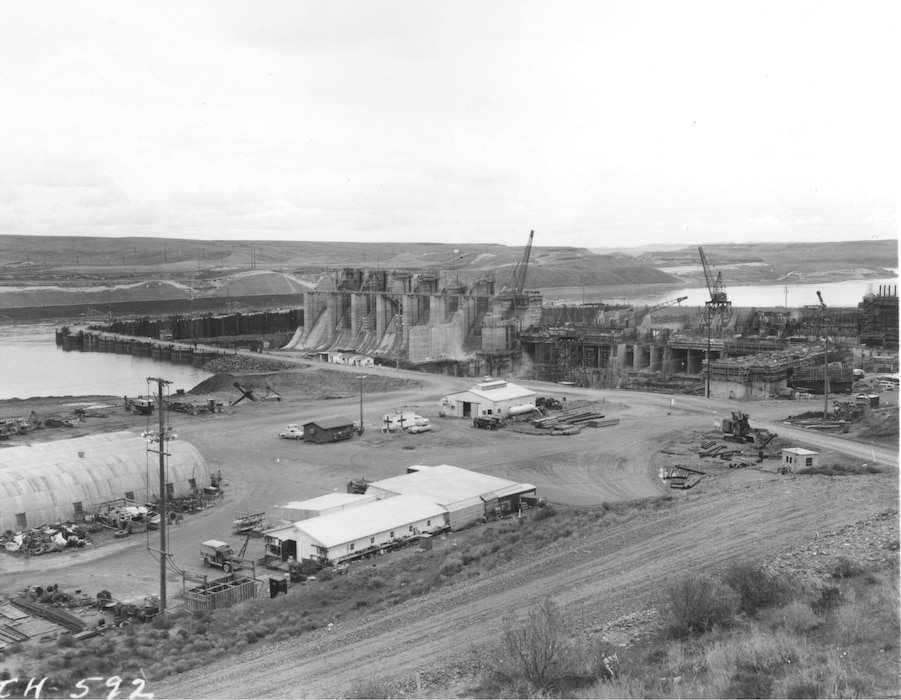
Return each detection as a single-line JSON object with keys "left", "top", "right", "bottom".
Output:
{"left": 439, "top": 379, "right": 536, "bottom": 419}
{"left": 266, "top": 494, "right": 447, "bottom": 565}
{"left": 781, "top": 447, "right": 819, "bottom": 472}
{"left": 276, "top": 492, "right": 377, "bottom": 522}
{"left": 366, "top": 464, "right": 537, "bottom": 530}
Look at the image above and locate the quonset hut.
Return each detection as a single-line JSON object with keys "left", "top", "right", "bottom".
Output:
{"left": 0, "top": 431, "right": 210, "bottom": 532}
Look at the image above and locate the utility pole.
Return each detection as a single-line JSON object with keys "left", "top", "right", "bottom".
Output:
{"left": 817, "top": 291, "right": 830, "bottom": 419}
{"left": 147, "top": 376, "right": 172, "bottom": 615}
{"left": 356, "top": 375, "right": 365, "bottom": 434}
{"left": 395, "top": 314, "right": 403, "bottom": 370}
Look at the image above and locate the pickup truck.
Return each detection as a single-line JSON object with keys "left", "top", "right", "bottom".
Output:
{"left": 200, "top": 540, "right": 235, "bottom": 573}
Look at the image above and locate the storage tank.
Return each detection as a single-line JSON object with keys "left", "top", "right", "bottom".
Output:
{"left": 507, "top": 403, "right": 535, "bottom": 417}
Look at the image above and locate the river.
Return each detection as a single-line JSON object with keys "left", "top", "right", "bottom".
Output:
{"left": 1, "top": 273, "right": 897, "bottom": 399}
{"left": 0, "top": 323, "right": 213, "bottom": 400}
{"left": 541, "top": 273, "right": 899, "bottom": 307}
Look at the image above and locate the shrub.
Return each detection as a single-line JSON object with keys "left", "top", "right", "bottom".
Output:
{"left": 722, "top": 562, "right": 787, "bottom": 615}
{"left": 532, "top": 504, "right": 556, "bottom": 521}
{"left": 831, "top": 556, "right": 863, "bottom": 579}
{"left": 810, "top": 586, "right": 841, "bottom": 616}
{"left": 439, "top": 551, "right": 464, "bottom": 576}
{"left": 659, "top": 573, "right": 739, "bottom": 638}
{"left": 773, "top": 601, "right": 822, "bottom": 635}
{"left": 723, "top": 666, "right": 773, "bottom": 699}
{"left": 499, "top": 598, "right": 566, "bottom": 689}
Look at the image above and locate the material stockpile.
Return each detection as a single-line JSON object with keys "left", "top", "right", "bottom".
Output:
{"left": 1, "top": 523, "right": 90, "bottom": 556}
{"left": 660, "top": 464, "right": 705, "bottom": 489}
{"left": 531, "top": 403, "right": 609, "bottom": 432}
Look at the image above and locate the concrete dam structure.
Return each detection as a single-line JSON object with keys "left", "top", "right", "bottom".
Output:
{"left": 286, "top": 268, "right": 542, "bottom": 376}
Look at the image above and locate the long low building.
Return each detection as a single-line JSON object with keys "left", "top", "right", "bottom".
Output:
{"left": 276, "top": 492, "right": 377, "bottom": 522}
{"left": 0, "top": 431, "right": 210, "bottom": 532}
{"left": 267, "top": 494, "right": 447, "bottom": 566}
{"left": 366, "top": 464, "right": 537, "bottom": 530}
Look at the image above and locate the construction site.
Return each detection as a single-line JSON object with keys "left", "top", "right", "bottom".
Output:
{"left": 274, "top": 237, "right": 898, "bottom": 402}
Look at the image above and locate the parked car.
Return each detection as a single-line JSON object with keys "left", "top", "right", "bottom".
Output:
{"left": 279, "top": 424, "right": 303, "bottom": 439}
{"left": 408, "top": 423, "right": 433, "bottom": 434}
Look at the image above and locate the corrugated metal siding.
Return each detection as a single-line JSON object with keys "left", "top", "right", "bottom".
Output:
{"left": 0, "top": 431, "right": 209, "bottom": 532}
{"left": 446, "top": 498, "right": 485, "bottom": 530}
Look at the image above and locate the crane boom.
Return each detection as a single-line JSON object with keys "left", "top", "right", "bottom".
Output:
{"left": 507, "top": 230, "right": 535, "bottom": 295}
{"left": 699, "top": 247, "right": 715, "bottom": 297}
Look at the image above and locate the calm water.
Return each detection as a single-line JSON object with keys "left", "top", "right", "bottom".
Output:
{"left": 543, "top": 274, "right": 899, "bottom": 307}
{"left": 0, "top": 323, "right": 213, "bottom": 400}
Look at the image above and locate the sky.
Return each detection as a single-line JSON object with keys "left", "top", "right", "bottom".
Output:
{"left": 0, "top": 1, "right": 897, "bottom": 250}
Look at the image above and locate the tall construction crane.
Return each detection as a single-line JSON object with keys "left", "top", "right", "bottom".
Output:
{"left": 698, "top": 247, "right": 733, "bottom": 398}
{"left": 504, "top": 230, "right": 535, "bottom": 298}
{"left": 698, "top": 247, "right": 733, "bottom": 331}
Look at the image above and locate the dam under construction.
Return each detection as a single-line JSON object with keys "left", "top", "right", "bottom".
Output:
{"left": 70, "top": 259, "right": 898, "bottom": 401}
{"left": 282, "top": 267, "right": 897, "bottom": 400}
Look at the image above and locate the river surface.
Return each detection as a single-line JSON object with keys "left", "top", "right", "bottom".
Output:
{"left": 542, "top": 273, "right": 899, "bottom": 307}
{"left": 0, "top": 323, "right": 213, "bottom": 400}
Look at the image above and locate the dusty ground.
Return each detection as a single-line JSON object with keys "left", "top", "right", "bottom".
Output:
{"left": 0, "top": 352, "right": 897, "bottom": 698}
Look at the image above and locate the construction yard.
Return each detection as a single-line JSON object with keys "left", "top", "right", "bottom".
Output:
{"left": 0, "top": 350, "right": 897, "bottom": 697}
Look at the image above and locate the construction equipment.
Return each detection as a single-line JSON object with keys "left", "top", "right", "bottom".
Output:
{"left": 233, "top": 510, "right": 266, "bottom": 535}
{"left": 698, "top": 247, "right": 733, "bottom": 331}
{"left": 124, "top": 396, "right": 155, "bottom": 415}
{"left": 261, "top": 385, "right": 282, "bottom": 402}
{"left": 607, "top": 296, "right": 688, "bottom": 330}
{"left": 230, "top": 383, "right": 258, "bottom": 406}
{"left": 716, "top": 411, "right": 777, "bottom": 448}
{"left": 473, "top": 416, "right": 504, "bottom": 430}
{"left": 502, "top": 230, "right": 535, "bottom": 308}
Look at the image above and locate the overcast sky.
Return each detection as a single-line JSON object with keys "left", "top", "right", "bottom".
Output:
{"left": 0, "top": 1, "right": 896, "bottom": 249}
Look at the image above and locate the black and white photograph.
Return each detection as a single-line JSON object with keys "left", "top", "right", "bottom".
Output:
{"left": 0, "top": 1, "right": 897, "bottom": 698}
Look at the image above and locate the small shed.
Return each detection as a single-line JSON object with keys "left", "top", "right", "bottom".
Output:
{"left": 781, "top": 447, "right": 819, "bottom": 472}
{"left": 302, "top": 417, "right": 355, "bottom": 443}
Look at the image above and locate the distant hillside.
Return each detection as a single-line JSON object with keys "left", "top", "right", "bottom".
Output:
{"left": 0, "top": 235, "right": 681, "bottom": 290}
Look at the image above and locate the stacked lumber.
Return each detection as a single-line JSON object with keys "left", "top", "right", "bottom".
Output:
{"left": 10, "top": 599, "right": 87, "bottom": 632}
{"left": 662, "top": 465, "right": 705, "bottom": 489}
{"left": 533, "top": 410, "right": 608, "bottom": 430}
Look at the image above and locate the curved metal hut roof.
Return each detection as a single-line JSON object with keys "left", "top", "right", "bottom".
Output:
{"left": 0, "top": 431, "right": 209, "bottom": 532}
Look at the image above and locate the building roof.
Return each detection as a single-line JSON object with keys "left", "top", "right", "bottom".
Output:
{"left": 279, "top": 493, "right": 373, "bottom": 512}
{"left": 368, "top": 464, "right": 535, "bottom": 507}
{"left": 782, "top": 447, "right": 818, "bottom": 456}
{"left": 295, "top": 494, "right": 446, "bottom": 548}
{"left": 304, "top": 416, "right": 354, "bottom": 430}
{"left": 445, "top": 380, "right": 536, "bottom": 404}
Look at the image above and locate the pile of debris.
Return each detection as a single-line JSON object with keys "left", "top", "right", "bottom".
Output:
{"left": 1, "top": 523, "right": 90, "bottom": 556}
